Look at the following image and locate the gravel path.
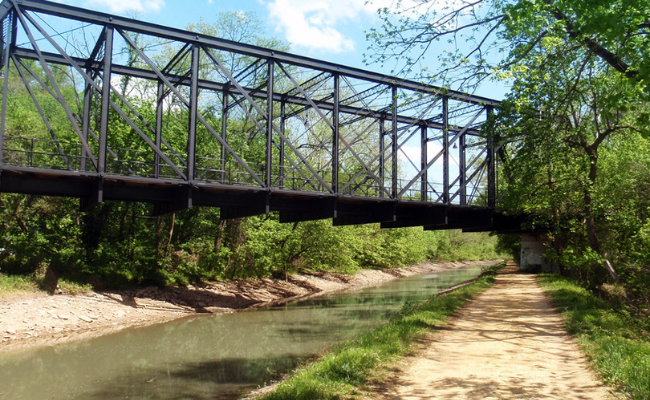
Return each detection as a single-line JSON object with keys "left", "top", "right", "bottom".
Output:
{"left": 374, "top": 262, "right": 615, "bottom": 400}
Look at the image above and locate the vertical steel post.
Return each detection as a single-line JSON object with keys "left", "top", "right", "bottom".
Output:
{"left": 459, "top": 126, "right": 467, "bottom": 205}
{"left": 332, "top": 74, "right": 339, "bottom": 194}
{"left": 391, "top": 85, "right": 398, "bottom": 199}
{"left": 187, "top": 44, "right": 199, "bottom": 182}
{"left": 0, "top": 11, "right": 15, "bottom": 162}
{"left": 98, "top": 26, "right": 113, "bottom": 174}
{"left": 220, "top": 87, "right": 228, "bottom": 183}
{"left": 379, "top": 118, "right": 385, "bottom": 198}
{"left": 154, "top": 81, "right": 163, "bottom": 178}
{"left": 80, "top": 77, "right": 93, "bottom": 172}
{"left": 487, "top": 105, "right": 496, "bottom": 208}
{"left": 280, "top": 100, "right": 285, "bottom": 189}
{"left": 266, "top": 59, "right": 274, "bottom": 188}
{"left": 442, "top": 96, "right": 449, "bottom": 205}
{"left": 0, "top": 12, "right": 4, "bottom": 71}
{"left": 420, "top": 124, "right": 427, "bottom": 201}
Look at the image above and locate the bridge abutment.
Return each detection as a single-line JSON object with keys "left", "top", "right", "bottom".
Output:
{"left": 520, "top": 234, "right": 557, "bottom": 273}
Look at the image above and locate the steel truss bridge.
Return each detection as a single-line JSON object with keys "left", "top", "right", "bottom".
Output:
{"left": 0, "top": 0, "right": 521, "bottom": 231}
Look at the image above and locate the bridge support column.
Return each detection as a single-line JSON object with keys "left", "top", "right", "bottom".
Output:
{"left": 520, "top": 234, "right": 557, "bottom": 273}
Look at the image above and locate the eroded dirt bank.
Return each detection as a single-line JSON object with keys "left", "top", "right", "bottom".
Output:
{"left": 0, "top": 260, "right": 500, "bottom": 353}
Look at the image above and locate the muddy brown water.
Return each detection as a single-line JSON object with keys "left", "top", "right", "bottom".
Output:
{"left": 0, "top": 264, "right": 491, "bottom": 400}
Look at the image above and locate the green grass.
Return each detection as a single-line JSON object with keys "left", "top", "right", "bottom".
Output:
{"left": 538, "top": 274, "right": 650, "bottom": 400}
{"left": 0, "top": 273, "right": 39, "bottom": 298}
{"left": 0, "top": 272, "right": 91, "bottom": 297}
{"left": 259, "top": 263, "right": 503, "bottom": 400}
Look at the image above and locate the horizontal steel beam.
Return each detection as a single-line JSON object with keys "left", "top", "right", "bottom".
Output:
{"left": 11, "top": 48, "right": 487, "bottom": 135}
{"left": 0, "top": 165, "right": 501, "bottom": 229}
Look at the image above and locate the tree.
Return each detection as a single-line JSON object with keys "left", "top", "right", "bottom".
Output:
{"left": 367, "top": 0, "right": 650, "bottom": 291}
{"left": 496, "top": 60, "right": 648, "bottom": 282}
{"left": 366, "top": 0, "right": 650, "bottom": 92}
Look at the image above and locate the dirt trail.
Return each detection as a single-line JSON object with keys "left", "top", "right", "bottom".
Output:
{"left": 372, "top": 262, "right": 615, "bottom": 400}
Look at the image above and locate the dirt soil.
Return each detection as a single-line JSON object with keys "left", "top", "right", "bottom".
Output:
{"left": 368, "top": 261, "right": 616, "bottom": 400}
{"left": 0, "top": 260, "right": 499, "bottom": 354}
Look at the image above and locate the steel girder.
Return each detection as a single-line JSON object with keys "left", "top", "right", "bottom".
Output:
{"left": 0, "top": 0, "right": 507, "bottom": 229}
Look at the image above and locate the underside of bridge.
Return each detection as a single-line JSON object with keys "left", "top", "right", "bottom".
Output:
{"left": 0, "top": 0, "right": 523, "bottom": 233}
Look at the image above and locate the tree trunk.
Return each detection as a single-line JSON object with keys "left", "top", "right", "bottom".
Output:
{"left": 165, "top": 213, "right": 175, "bottom": 257}
{"left": 584, "top": 148, "right": 620, "bottom": 283}
{"left": 214, "top": 219, "right": 226, "bottom": 252}
{"left": 12, "top": 196, "right": 28, "bottom": 233}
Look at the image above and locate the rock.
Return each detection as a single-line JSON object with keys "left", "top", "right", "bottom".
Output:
{"left": 57, "top": 314, "right": 70, "bottom": 320}
{"left": 78, "top": 315, "right": 93, "bottom": 323}
{"left": 6, "top": 328, "right": 16, "bottom": 334}
{"left": 197, "top": 302, "right": 207, "bottom": 307}
{"left": 203, "top": 307, "right": 232, "bottom": 314}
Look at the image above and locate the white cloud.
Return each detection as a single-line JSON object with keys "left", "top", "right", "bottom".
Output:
{"left": 399, "top": 141, "right": 444, "bottom": 163}
{"left": 265, "top": 0, "right": 458, "bottom": 54}
{"left": 266, "top": 0, "right": 384, "bottom": 53}
{"left": 85, "top": 0, "right": 165, "bottom": 13}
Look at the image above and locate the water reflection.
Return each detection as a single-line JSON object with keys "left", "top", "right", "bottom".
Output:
{"left": 0, "top": 264, "right": 489, "bottom": 399}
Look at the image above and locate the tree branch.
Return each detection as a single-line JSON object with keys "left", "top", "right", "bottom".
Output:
{"left": 546, "top": 3, "right": 639, "bottom": 78}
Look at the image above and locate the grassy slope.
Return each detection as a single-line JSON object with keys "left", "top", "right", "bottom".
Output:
{"left": 259, "top": 263, "right": 503, "bottom": 400}
{"left": 538, "top": 274, "right": 650, "bottom": 400}
{"left": 0, "top": 273, "right": 38, "bottom": 298}
{"left": 0, "top": 272, "right": 91, "bottom": 297}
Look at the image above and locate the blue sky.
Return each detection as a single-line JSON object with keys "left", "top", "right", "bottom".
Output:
{"left": 78, "top": 0, "right": 386, "bottom": 65}
{"left": 53, "top": 0, "right": 508, "bottom": 99}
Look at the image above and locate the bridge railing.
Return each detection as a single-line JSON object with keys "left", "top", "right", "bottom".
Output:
{"left": 0, "top": 0, "right": 501, "bottom": 211}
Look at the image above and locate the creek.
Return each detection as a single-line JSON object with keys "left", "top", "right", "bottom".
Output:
{"left": 0, "top": 264, "right": 492, "bottom": 399}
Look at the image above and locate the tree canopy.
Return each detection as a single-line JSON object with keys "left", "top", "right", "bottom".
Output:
{"left": 367, "top": 0, "right": 650, "bottom": 91}
{"left": 368, "top": 0, "right": 650, "bottom": 305}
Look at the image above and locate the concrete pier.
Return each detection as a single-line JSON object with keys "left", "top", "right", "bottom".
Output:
{"left": 520, "top": 234, "right": 557, "bottom": 272}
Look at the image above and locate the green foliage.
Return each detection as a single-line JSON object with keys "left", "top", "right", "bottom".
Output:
{"left": 0, "top": 273, "right": 37, "bottom": 298}
{"left": 0, "top": 193, "right": 503, "bottom": 290}
{"left": 0, "top": 195, "right": 83, "bottom": 277}
{"left": 495, "top": 233, "right": 521, "bottom": 263}
{"left": 367, "top": 0, "right": 650, "bottom": 310}
{"left": 260, "top": 264, "right": 501, "bottom": 400}
{"left": 368, "top": 0, "right": 650, "bottom": 91}
{"left": 0, "top": 269, "right": 91, "bottom": 297}
{"left": 538, "top": 274, "right": 650, "bottom": 399}
{"left": 0, "top": 10, "right": 504, "bottom": 291}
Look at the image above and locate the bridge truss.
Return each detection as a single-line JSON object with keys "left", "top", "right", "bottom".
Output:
{"left": 0, "top": 0, "right": 515, "bottom": 230}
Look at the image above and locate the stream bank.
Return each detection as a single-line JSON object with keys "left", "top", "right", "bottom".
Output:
{"left": 0, "top": 260, "right": 501, "bottom": 353}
